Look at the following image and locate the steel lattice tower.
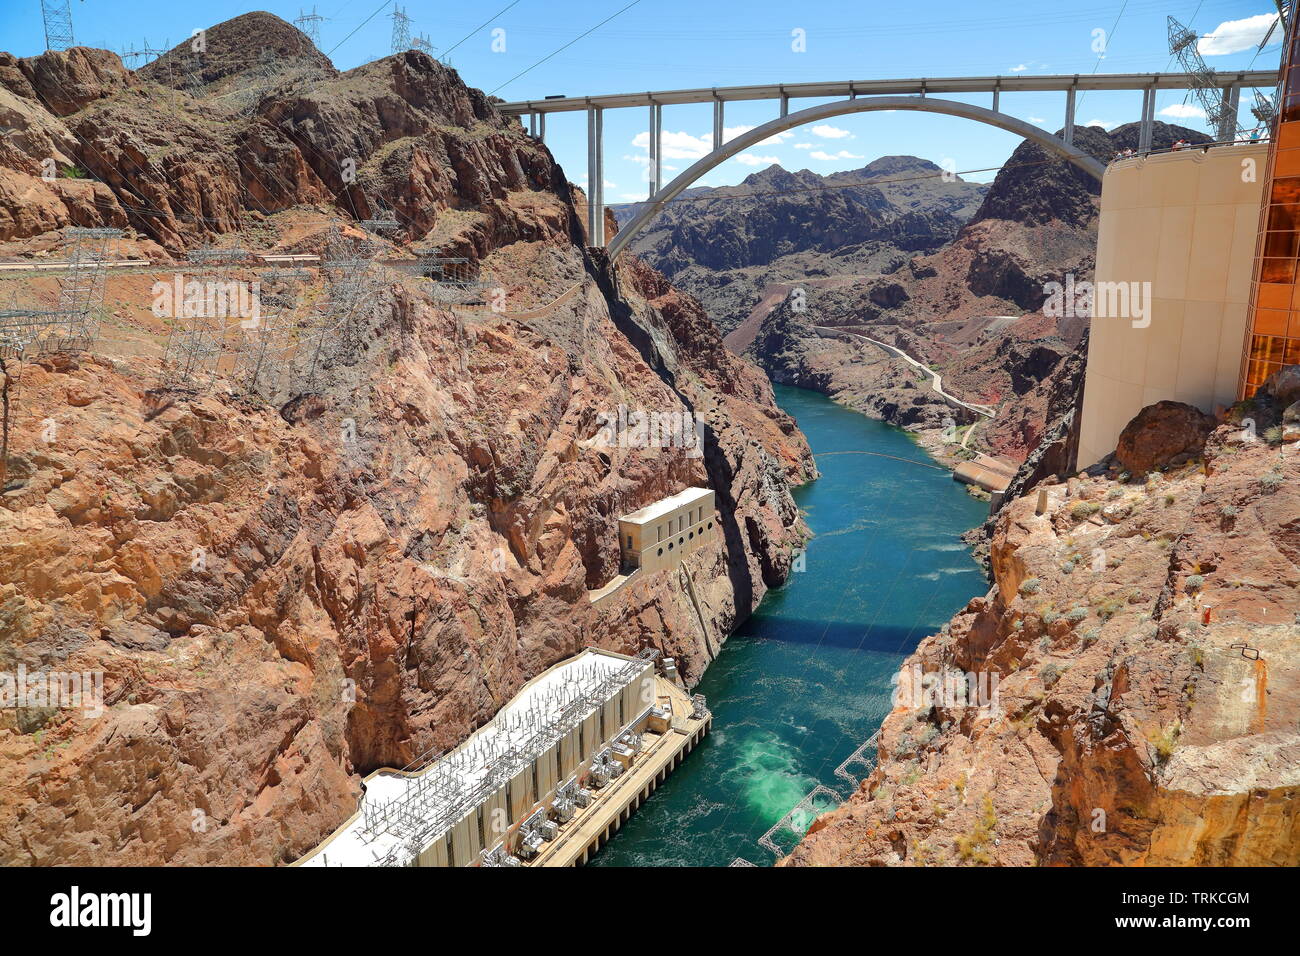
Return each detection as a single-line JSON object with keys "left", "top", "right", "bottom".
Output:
{"left": 1167, "top": 16, "right": 1239, "bottom": 139}
{"left": 294, "top": 7, "right": 326, "bottom": 49}
{"left": 390, "top": 5, "right": 412, "bottom": 54}
{"left": 40, "top": 0, "right": 74, "bottom": 51}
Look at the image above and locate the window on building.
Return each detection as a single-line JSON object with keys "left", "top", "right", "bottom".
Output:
{"left": 627, "top": 534, "right": 632, "bottom": 548}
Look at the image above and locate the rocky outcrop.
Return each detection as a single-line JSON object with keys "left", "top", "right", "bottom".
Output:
{"left": 1115, "top": 401, "right": 1217, "bottom": 476}
{"left": 784, "top": 391, "right": 1300, "bottom": 867}
{"left": 3, "top": 47, "right": 132, "bottom": 117}
{"left": 0, "top": 17, "right": 561, "bottom": 253}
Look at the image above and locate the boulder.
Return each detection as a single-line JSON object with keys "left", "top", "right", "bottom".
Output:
{"left": 1115, "top": 400, "right": 1216, "bottom": 475}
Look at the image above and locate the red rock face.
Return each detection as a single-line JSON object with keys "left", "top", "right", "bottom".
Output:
{"left": 783, "top": 396, "right": 1300, "bottom": 867}
{"left": 0, "top": 19, "right": 815, "bottom": 865}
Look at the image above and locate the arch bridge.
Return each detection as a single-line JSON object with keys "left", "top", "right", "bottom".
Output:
{"left": 496, "top": 71, "right": 1276, "bottom": 254}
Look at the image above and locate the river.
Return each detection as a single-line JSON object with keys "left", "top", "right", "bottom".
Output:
{"left": 588, "top": 384, "right": 988, "bottom": 866}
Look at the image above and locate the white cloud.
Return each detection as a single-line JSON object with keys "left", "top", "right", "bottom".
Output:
{"left": 1026, "top": 115, "right": 1046, "bottom": 125}
{"left": 734, "top": 153, "right": 781, "bottom": 166}
{"left": 622, "top": 154, "right": 678, "bottom": 171}
{"left": 1198, "top": 14, "right": 1279, "bottom": 56}
{"left": 793, "top": 142, "right": 813, "bottom": 149}
{"left": 811, "top": 124, "right": 853, "bottom": 139}
{"left": 629, "top": 126, "right": 793, "bottom": 161}
{"left": 630, "top": 129, "right": 712, "bottom": 159}
{"left": 619, "top": 192, "right": 649, "bottom": 202}
{"left": 1159, "top": 103, "right": 1206, "bottom": 119}
{"left": 1010, "top": 63, "right": 1028, "bottom": 72}
{"left": 724, "top": 125, "right": 794, "bottom": 147}
{"left": 809, "top": 149, "right": 865, "bottom": 161}
{"left": 1085, "top": 119, "right": 1117, "bottom": 131}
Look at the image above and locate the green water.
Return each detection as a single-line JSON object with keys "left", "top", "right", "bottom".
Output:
{"left": 588, "top": 384, "right": 988, "bottom": 867}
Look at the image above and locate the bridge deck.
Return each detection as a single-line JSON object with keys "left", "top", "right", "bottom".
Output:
{"left": 498, "top": 71, "right": 1278, "bottom": 114}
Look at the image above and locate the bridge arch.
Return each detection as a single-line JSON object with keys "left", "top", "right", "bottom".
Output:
{"left": 607, "top": 95, "right": 1105, "bottom": 258}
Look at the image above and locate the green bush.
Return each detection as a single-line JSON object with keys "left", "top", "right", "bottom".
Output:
{"left": 1018, "top": 578, "right": 1042, "bottom": 596}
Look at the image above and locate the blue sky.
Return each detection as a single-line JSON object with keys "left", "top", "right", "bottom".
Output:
{"left": 0, "top": 0, "right": 1286, "bottom": 192}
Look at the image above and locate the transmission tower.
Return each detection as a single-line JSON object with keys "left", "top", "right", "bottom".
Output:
{"left": 294, "top": 7, "right": 326, "bottom": 49}
{"left": 1249, "top": 3, "right": 1292, "bottom": 129}
{"left": 390, "top": 5, "right": 412, "bottom": 54}
{"left": 1167, "top": 16, "right": 1240, "bottom": 140}
{"left": 120, "top": 38, "right": 168, "bottom": 68}
{"left": 412, "top": 34, "right": 435, "bottom": 56}
{"left": 40, "top": 0, "right": 75, "bottom": 52}
{"left": 54, "top": 228, "right": 122, "bottom": 352}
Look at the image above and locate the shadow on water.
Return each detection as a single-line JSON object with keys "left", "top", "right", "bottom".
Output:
{"left": 588, "top": 385, "right": 988, "bottom": 867}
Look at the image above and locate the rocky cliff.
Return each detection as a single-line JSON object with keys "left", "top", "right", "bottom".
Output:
{"left": 612, "top": 157, "right": 987, "bottom": 335}
{"left": 785, "top": 382, "right": 1300, "bottom": 866}
{"left": 0, "top": 15, "right": 815, "bottom": 865}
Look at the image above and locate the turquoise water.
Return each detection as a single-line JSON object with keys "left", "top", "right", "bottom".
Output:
{"left": 588, "top": 384, "right": 988, "bottom": 867}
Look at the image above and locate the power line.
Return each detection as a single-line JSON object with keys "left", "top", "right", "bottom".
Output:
{"left": 489, "top": 0, "right": 643, "bottom": 96}
{"left": 440, "top": 0, "right": 527, "bottom": 60}
{"left": 328, "top": 0, "right": 393, "bottom": 57}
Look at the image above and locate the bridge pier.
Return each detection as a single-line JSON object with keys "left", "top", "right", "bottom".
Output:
{"left": 712, "top": 97, "right": 724, "bottom": 150}
{"left": 1064, "top": 86, "right": 1076, "bottom": 145}
{"left": 648, "top": 102, "right": 662, "bottom": 198}
{"left": 587, "top": 106, "right": 604, "bottom": 246}
{"left": 1218, "top": 85, "right": 1240, "bottom": 140}
{"left": 1139, "top": 86, "right": 1156, "bottom": 153}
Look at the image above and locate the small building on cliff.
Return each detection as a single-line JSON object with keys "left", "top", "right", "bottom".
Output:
{"left": 617, "top": 487, "right": 717, "bottom": 575}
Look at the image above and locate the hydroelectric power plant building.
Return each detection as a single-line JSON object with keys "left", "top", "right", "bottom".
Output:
{"left": 298, "top": 647, "right": 710, "bottom": 867}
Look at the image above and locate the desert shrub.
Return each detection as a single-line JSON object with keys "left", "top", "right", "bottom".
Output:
{"left": 1018, "top": 577, "right": 1042, "bottom": 596}
{"left": 1041, "top": 663, "right": 1062, "bottom": 688}
{"left": 1071, "top": 501, "right": 1101, "bottom": 520}
{"left": 1185, "top": 574, "right": 1204, "bottom": 592}
{"left": 1066, "top": 607, "right": 1088, "bottom": 624}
